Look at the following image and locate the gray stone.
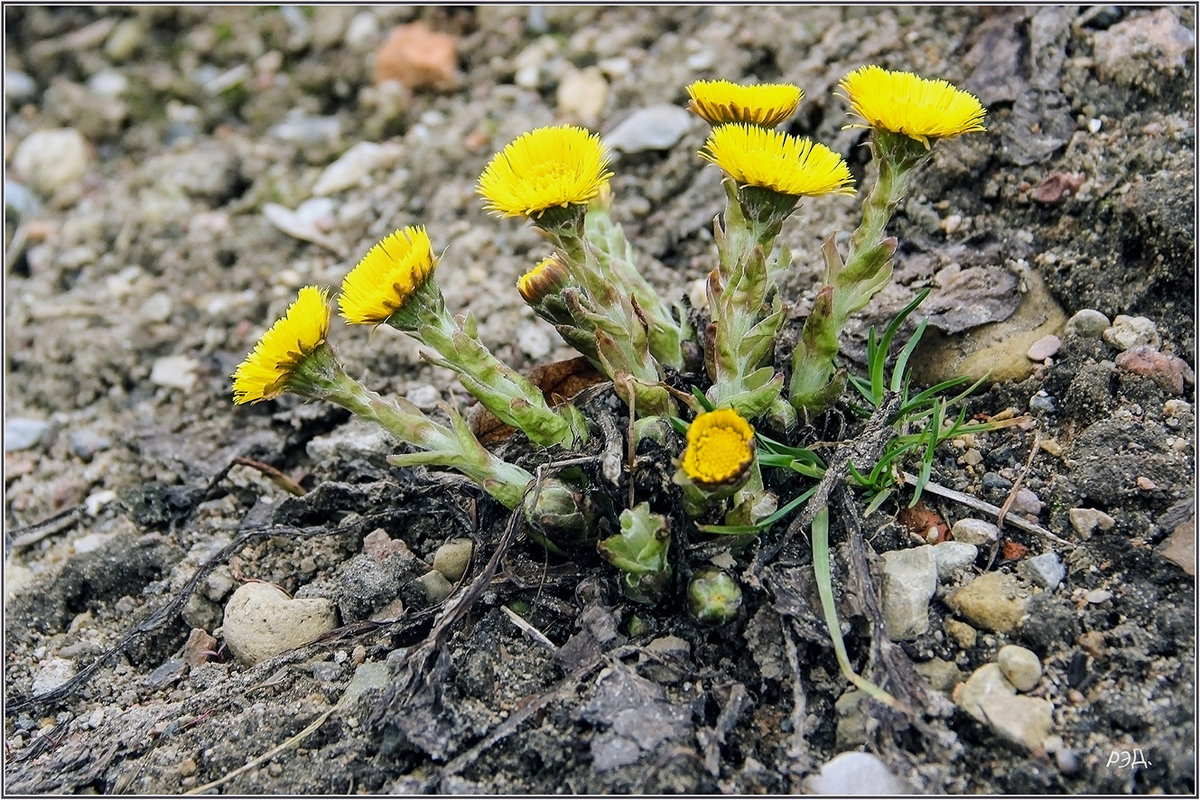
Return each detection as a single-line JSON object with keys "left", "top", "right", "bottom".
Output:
{"left": 5, "top": 418, "right": 49, "bottom": 451}
{"left": 1020, "top": 552, "right": 1066, "bottom": 590}
{"left": 1068, "top": 507, "right": 1116, "bottom": 538}
{"left": 31, "top": 657, "right": 76, "bottom": 695}
{"left": 958, "top": 663, "right": 1015, "bottom": 723}
{"left": 945, "top": 571, "right": 1031, "bottom": 634}
{"left": 997, "top": 644, "right": 1043, "bottom": 691}
{"left": 951, "top": 518, "right": 1000, "bottom": 546}
{"left": 880, "top": 545, "right": 938, "bottom": 640}
{"left": 4, "top": 179, "right": 37, "bottom": 222}
{"left": 306, "top": 419, "right": 393, "bottom": 462}
{"left": 1064, "top": 308, "right": 1110, "bottom": 339}
{"left": 416, "top": 570, "right": 453, "bottom": 604}
{"left": 68, "top": 428, "right": 111, "bottom": 459}
{"left": 12, "top": 128, "right": 90, "bottom": 196}
{"left": 1102, "top": 314, "right": 1160, "bottom": 351}
{"left": 1027, "top": 334, "right": 1061, "bottom": 361}
{"left": 220, "top": 582, "right": 339, "bottom": 666}
{"left": 4, "top": 70, "right": 36, "bottom": 103}
{"left": 432, "top": 538, "right": 473, "bottom": 583}
{"left": 931, "top": 541, "right": 978, "bottom": 582}
{"left": 605, "top": 104, "right": 696, "bottom": 153}
{"left": 804, "top": 751, "right": 912, "bottom": 795}
{"left": 104, "top": 17, "right": 147, "bottom": 61}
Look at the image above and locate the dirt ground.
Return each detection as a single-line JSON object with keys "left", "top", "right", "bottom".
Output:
{"left": 4, "top": 6, "right": 1195, "bottom": 795}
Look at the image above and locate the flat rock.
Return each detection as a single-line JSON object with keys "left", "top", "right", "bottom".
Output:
{"left": 220, "top": 582, "right": 339, "bottom": 666}
{"left": 1068, "top": 507, "right": 1116, "bottom": 538}
{"left": 981, "top": 692, "right": 1054, "bottom": 752}
{"left": 880, "top": 546, "right": 938, "bottom": 640}
{"left": 1115, "top": 346, "right": 1195, "bottom": 395}
{"left": 312, "top": 141, "right": 389, "bottom": 196}
{"left": 5, "top": 418, "right": 49, "bottom": 451}
{"left": 945, "top": 571, "right": 1031, "bottom": 634}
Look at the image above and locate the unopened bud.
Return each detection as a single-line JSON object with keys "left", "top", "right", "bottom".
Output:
{"left": 687, "top": 568, "right": 743, "bottom": 625}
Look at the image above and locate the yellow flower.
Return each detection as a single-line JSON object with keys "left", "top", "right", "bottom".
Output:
{"left": 699, "top": 123, "right": 855, "bottom": 197}
{"left": 837, "top": 65, "right": 986, "bottom": 147}
{"left": 681, "top": 408, "right": 756, "bottom": 487}
{"left": 232, "top": 285, "right": 331, "bottom": 404}
{"left": 686, "top": 79, "right": 804, "bottom": 127}
{"left": 339, "top": 226, "right": 437, "bottom": 325}
{"left": 477, "top": 125, "right": 614, "bottom": 218}
{"left": 517, "top": 253, "right": 571, "bottom": 305}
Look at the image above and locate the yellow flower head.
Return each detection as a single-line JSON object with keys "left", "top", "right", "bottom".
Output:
{"left": 517, "top": 253, "right": 571, "bottom": 305}
{"left": 232, "top": 285, "right": 331, "bottom": 404}
{"left": 339, "top": 226, "right": 437, "bottom": 325}
{"left": 681, "top": 408, "right": 756, "bottom": 487}
{"left": 477, "top": 125, "right": 614, "bottom": 218}
{"left": 686, "top": 79, "right": 804, "bottom": 128}
{"left": 837, "top": 65, "right": 986, "bottom": 147}
{"left": 699, "top": 124, "right": 855, "bottom": 197}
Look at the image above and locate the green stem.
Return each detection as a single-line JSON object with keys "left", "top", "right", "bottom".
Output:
{"left": 317, "top": 367, "right": 534, "bottom": 509}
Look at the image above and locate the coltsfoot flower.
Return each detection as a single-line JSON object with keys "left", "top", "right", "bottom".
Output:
{"left": 339, "top": 226, "right": 438, "bottom": 327}
{"left": 477, "top": 125, "right": 614, "bottom": 219}
{"left": 837, "top": 65, "right": 986, "bottom": 147}
{"left": 517, "top": 253, "right": 572, "bottom": 305}
{"left": 686, "top": 79, "right": 804, "bottom": 127}
{"left": 700, "top": 123, "right": 855, "bottom": 198}
{"left": 232, "top": 285, "right": 332, "bottom": 404}
{"left": 681, "top": 408, "right": 756, "bottom": 489}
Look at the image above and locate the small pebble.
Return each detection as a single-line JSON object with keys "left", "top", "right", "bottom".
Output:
{"left": 1085, "top": 588, "right": 1113, "bottom": 604}
{"left": 1011, "top": 488, "right": 1044, "bottom": 516}
{"left": 951, "top": 518, "right": 1000, "bottom": 546}
{"left": 1065, "top": 309, "right": 1110, "bottom": 339}
{"left": 373, "top": 22, "right": 460, "bottom": 91}
{"left": 997, "top": 644, "right": 1043, "bottom": 691}
{"left": 880, "top": 546, "right": 938, "bottom": 640}
{"left": 517, "top": 321, "right": 553, "bottom": 360}
{"left": 1077, "top": 630, "right": 1107, "bottom": 660}
{"left": 416, "top": 570, "right": 453, "bottom": 604}
{"left": 556, "top": 65, "right": 608, "bottom": 125}
{"left": 604, "top": 104, "right": 695, "bottom": 153}
{"left": 68, "top": 428, "right": 111, "bottom": 459}
{"left": 221, "top": 582, "right": 339, "bottom": 666}
{"left": 12, "top": 128, "right": 91, "bottom": 196}
{"left": 803, "top": 751, "right": 912, "bottom": 794}
{"left": 432, "top": 538, "right": 473, "bottom": 583}
{"left": 1026, "top": 334, "right": 1061, "bottom": 361}
{"left": 1056, "top": 747, "right": 1081, "bottom": 774}
{"left": 944, "top": 617, "right": 978, "bottom": 649}
{"left": 5, "top": 418, "right": 50, "bottom": 452}
{"left": 150, "top": 355, "right": 200, "bottom": 391}
{"left": 312, "top": 141, "right": 387, "bottom": 196}
{"left": 931, "top": 541, "right": 978, "bottom": 582}
{"left": 982, "top": 472, "right": 1014, "bottom": 491}
{"left": 1019, "top": 552, "right": 1066, "bottom": 590}
{"left": 1136, "top": 476, "right": 1158, "bottom": 491}
{"left": 179, "top": 756, "right": 198, "bottom": 778}
{"left": 1102, "top": 314, "right": 1160, "bottom": 351}
{"left": 1068, "top": 507, "right": 1115, "bottom": 538}
{"left": 1028, "top": 394, "right": 1057, "bottom": 414}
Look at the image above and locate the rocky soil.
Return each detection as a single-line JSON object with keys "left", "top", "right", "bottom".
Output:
{"left": 4, "top": 6, "right": 1195, "bottom": 795}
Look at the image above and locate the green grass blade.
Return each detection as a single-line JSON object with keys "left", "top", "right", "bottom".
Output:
{"left": 811, "top": 508, "right": 898, "bottom": 708}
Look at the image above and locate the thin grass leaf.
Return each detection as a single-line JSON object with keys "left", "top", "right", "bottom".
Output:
{"left": 811, "top": 508, "right": 898, "bottom": 707}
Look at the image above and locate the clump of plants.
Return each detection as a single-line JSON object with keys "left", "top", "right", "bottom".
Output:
{"left": 233, "top": 67, "right": 991, "bottom": 704}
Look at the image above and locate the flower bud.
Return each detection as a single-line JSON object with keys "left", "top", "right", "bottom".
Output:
{"left": 517, "top": 253, "right": 572, "bottom": 305}
{"left": 687, "top": 568, "right": 743, "bottom": 626}
{"left": 522, "top": 478, "right": 597, "bottom": 555}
